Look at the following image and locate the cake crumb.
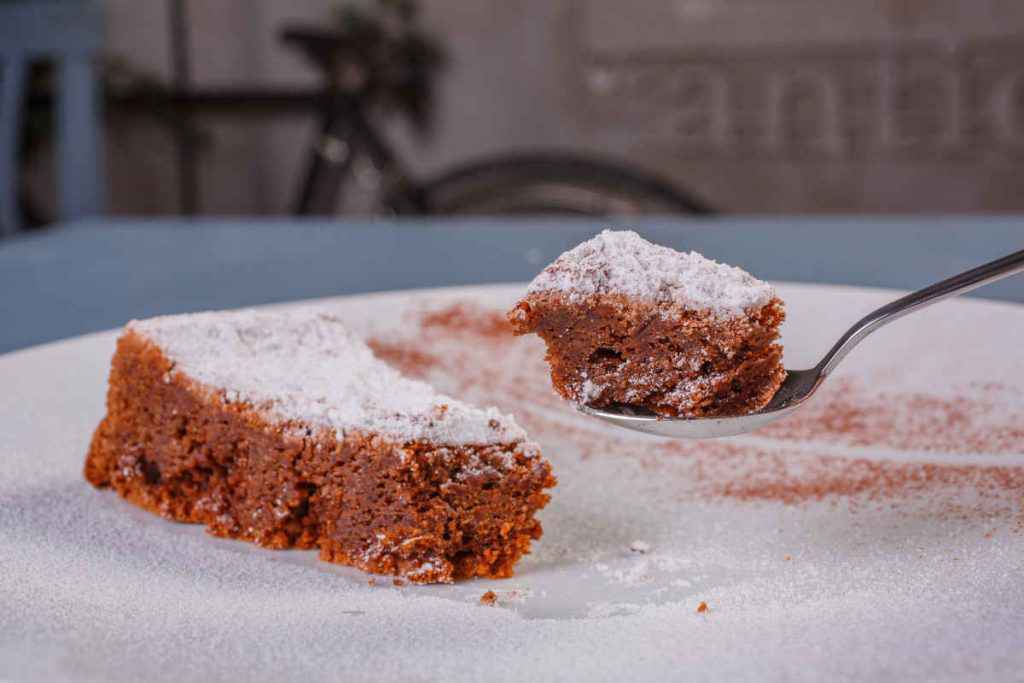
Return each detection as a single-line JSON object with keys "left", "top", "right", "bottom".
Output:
{"left": 392, "top": 578, "right": 406, "bottom": 587}
{"left": 696, "top": 601, "right": 709, "bottom": 614}
{"left": 784, "top": 554, "right": 792, "bottom": 561}
{"left": 367, "top": 578, "right": 377, "bottom": 587}
{"left": 629, "top": 540, "right": 652, "bottom": 554}
{"left": 480, "top": 590, "right": 498, "bottom": 606}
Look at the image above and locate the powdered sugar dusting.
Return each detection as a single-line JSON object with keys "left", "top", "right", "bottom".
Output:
{"left": 130, "top": 307, "right": 528, "bottom": 447}
{"left": 527, "top": 229, "right": 775, "bottom": 318}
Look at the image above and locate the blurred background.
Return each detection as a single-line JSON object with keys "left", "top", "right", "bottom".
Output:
{"left": 7, "top": 0, "right": 1024, "bottom": 235}
{"left": 4, "top": 0, "right": 1024, "bottom": 352}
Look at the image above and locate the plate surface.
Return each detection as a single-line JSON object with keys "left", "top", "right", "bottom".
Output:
{"left": 2, "top": 283, "right": 1024, "bottom": 682}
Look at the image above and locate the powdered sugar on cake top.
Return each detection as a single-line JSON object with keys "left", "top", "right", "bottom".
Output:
{"left": 129, "top": 308, "right": 529, "bottom": 447}
{"left": 527, "top": 230, "right": 775, "bottom": 318}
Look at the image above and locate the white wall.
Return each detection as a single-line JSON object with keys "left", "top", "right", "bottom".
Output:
{"left": 94, "top": 0, "right": 1024, "bottom": 215}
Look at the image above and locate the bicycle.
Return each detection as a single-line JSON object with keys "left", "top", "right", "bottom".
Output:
{"left": 283, "top": 20, "right": 712, "bottom": 217}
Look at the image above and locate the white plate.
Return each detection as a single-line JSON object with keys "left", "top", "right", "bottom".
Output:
{"left": 2, "top": 283, "right": 1023, "bottom": 682}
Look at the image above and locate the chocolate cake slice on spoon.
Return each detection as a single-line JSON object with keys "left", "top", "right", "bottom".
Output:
{"left": 511, "top": 230, "right": 1024, "bottom": 440}
{"left": 509, "top": 230, "right": 786, "bottom": 419}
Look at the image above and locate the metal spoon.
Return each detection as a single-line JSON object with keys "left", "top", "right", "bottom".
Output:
{"left": 578, "top": 248, "right": 1024, "bottom": 439}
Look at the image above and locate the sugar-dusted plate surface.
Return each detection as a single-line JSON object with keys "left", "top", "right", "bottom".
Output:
{"left": 2, "top": 283, "right": 1023, "bottom": 682}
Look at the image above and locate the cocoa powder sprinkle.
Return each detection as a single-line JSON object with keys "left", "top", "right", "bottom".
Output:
{"left": 380, "top": 299, "right": 1024, "bottom": 526}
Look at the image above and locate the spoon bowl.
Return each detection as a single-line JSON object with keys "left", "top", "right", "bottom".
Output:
{"left": 577, "top": 248, "right": 1024, "bottom": 439}
{"left": 578, "top": 368, "right": 821, "bottom": 438}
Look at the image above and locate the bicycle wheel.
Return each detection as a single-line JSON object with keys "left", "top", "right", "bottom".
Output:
{"left": 413, "top": 153, "right": 712, "bottom": 216}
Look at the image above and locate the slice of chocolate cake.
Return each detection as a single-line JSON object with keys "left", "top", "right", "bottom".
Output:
{"left": 509, "top": 230, "right": 785, "bottom": 418}
{"left": 84, "top": 308, "right": 555, "bottom": 584}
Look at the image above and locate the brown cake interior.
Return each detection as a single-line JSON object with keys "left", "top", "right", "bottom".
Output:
{"left": 85, "top": 331, "right": 555, "bottom": 583}
{"left": 509, "top": 292, "right": 785, "bottom": 417}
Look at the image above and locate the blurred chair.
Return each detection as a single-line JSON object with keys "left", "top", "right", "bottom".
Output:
{"left": 0, "top": 0, "right": 105, "bottom": 236}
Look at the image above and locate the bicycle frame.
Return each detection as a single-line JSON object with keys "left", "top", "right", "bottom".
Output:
{"left": 294, "top": 91, "right": 421, "bottom": 214}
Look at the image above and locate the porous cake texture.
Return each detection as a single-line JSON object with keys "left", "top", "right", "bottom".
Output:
{"left": 84, "top": 308, "right": 555, "bottom": 583}
{"left": 509, "top": 230, "right": 785, "bottom": 417}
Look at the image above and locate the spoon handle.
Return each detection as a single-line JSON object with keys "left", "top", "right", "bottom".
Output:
{"left": 816, "top": 248, "right": 1024, "bottom": 378}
